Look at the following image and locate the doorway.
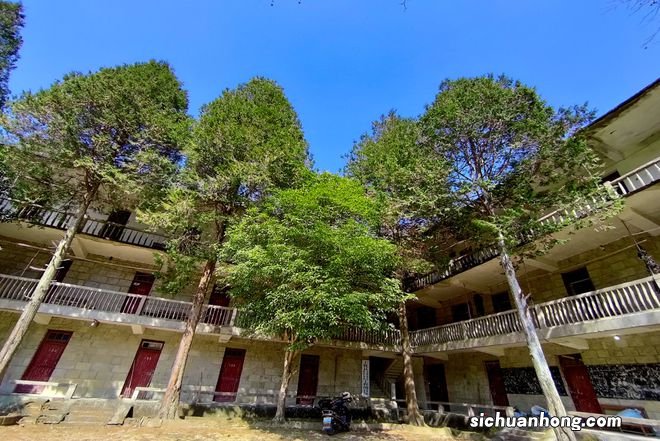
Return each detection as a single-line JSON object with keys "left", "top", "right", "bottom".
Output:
{"left": 296, "top": 354, "right": 320, "bottom": 405}
{"left": 100, "top": 209, "right": 131, "bottom": 241}
{"left": 121, "top": 340, "right": 163, "bottom": 398}
{"left": 425, "top": 363, "right": 449, "bottom": 409}
{"left": 15, "top": 330, "right": 72, "bottom": 394}
{"left": 214, "top": 348, "right": 246, "bottom": 402}
{"left": 121, "top": 272, "right": 155, "bottom": 314}
{"left": 559, "top": 354, "right": 602, "bottom": 413}
{"left": 485, "top": 360, "right": 510, "bottom": 407}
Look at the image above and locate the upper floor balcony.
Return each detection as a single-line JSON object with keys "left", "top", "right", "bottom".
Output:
{"left": 403, "top": 156, "right": 660, "bottom": 293}
{"left": 0, "top": 273, "right": 401, "bottom": 352}
{"left": 0, "top": 198, "right": 167, "bottom": 251}
{"left": 0, "top": 272, "right": 657, "bottom": 356}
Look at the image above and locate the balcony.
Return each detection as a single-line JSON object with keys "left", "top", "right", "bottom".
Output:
{"left": 404, "top": 156, "right": 660, "bottom": 293}
{"left": 0, "top": 274, "right": 400, "bottom": 350}
{"left": 410, "top": 275, "right": 660, "bottom": 353}
{"left": 0, "top": 199, "right": 167, "bottom": 250}
{"left": 1, "top": 273, "right": 657, "bottom": 354}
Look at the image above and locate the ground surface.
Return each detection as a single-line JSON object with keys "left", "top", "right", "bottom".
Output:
{"left": 0, "top": 419, "right": 480, "bottom": 441}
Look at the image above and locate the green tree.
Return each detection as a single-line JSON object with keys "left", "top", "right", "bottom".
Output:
{"left": 420, "top": 75, "right": 610, "bottom": 441}
{"left": 347, "top": 112, "right": 451, "bottom": 426}
{"left": 0, "top": 61, "right": 189, "bottom": 379}
{"left": 222, "top": 173, "right": 405, "bottom": 422}
{"left": 0, "top": 0, "right": 23, "bottom": 109}
{"left": 141, "top": 77, "right": 310, "bottom": 419}
{"left": 0, "top": 1, "right": 24, "bottom": 201}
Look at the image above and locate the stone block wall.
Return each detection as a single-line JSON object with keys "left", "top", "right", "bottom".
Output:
{"left": 0, "top": 312, "right": 364, "bottom": 404}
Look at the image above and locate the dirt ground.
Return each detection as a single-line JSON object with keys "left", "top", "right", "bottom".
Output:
{"left": 0, "top": 419, "right": 481, "bottom": 441}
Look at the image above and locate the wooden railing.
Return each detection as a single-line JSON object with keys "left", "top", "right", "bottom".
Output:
{"left": 0, "top": 198, "right": 167, "bottom": 250}
{"left": 410, "top": 275, "right": 660, "bottom": 347}
{"left": 0, "top": 274, "right": 236, "bottom": 327}
{"left": 403, "top": 157, "right": 660, "bottom": 293}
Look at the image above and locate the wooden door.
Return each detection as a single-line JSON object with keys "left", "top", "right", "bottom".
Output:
{"left": 121, "top": 340, "right": 163, "bottom": 398}
{"left": 15, "top": 330, "right": 72, "bottom": 394}
{"left": 214, "top": 348, "right": 246, "bottom": 402}
{"left": 485, "top": 360, "right": 510, "bottom": 407}
{"left": 121, "top": 272, "right": 155, "bottom": 314}
{"left": 209, "top": 284, "right": 231, "bottom": 307}
{"left": 296, "top": 354, "right": 320, "bottom": 405}
{"left": 559, "top": 355, "right": 602, "bottom": 413}
{"left": 426, "top": 363, "right": 449, "bottom": 409}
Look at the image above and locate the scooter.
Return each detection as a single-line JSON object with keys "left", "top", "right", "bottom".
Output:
{"left": 320, "top": 392, "right": 352, "bottom": 435}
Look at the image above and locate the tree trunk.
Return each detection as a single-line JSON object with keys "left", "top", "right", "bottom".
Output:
{"left": 498, "top": 235, "right": 576, "bottom": 441}
{"left": 398, "top": 302, "right": 425, "bottom": 426}
{"left": 273, "top": 347, "right": 297, "bottom": 423}
{"left": 0, "top": 191, "right": 95, "bottom": 380}
{"left": 158, "top": 259, "right": 215, "bottom": 419}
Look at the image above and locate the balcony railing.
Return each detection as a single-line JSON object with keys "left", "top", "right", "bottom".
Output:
{"left": 0, "top": 274, "right": 398, "bottom": 347}
{"left": 410, "top": 275, "right": 660, "bottom": 348}
{"left": 404, "top": 157, "right": 660, "bottom": 292}
{"left": 0, "top": 274, "right": 235, "bottom": 327}
{"left": 0, "top": 199, "right": 167, "bottom": 250}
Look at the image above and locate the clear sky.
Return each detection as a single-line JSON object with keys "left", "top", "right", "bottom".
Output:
{"left": 8, "top": 0, "right": 660, "bottom": 173}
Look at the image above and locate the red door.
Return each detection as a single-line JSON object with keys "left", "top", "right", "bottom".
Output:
{"left": 15, "top": 330, "right": 72, "bottom": 394}
{"left": 485, "top": 360, "right": 510, "bottom": 407}
{"left": 121, "top": 340, "right": 163, "bottom": 398}
{"left": 121, "top": 272, "right": 155, "bottom": 314}
{"left": 559, "top": 355, "right": 602, "bottom": 413}
{"left": 296, "top": 354, "right": 320, "bottom": 405}
{"left": 214, "top": 348, "right": 246, "bottom": 402}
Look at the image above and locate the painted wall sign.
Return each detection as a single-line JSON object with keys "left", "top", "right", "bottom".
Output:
{"left": 361, "top": 359, "right": 370, "bottom": 397}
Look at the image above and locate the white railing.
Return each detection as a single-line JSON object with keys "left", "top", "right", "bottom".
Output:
{"left": 411, "top": 275, "right": 660, "bottom": 347}
{"left": 0, "top": 274, "right": 236, "bottom": 327}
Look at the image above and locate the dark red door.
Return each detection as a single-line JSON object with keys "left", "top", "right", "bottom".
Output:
{"left": 121, "top": 272, "right": 155, "bottom": 314}
{"left": 214, "top": 348, "right": 246, "bottom": 402}
{"left": 121, "top": 340, "right": 163, "bottom": 398}
{"left": 15, "top": 330, "right": 72, "bottom": 394}
{"left": 296, "top": 354, "right": 320, "bottom": 405}
{"left": 485, "top": 360, "right": 510, "bottom": 407}
{"left": 559, "top": 355, "right": 602, "bottom": 413}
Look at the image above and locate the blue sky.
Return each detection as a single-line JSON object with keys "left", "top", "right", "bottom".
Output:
{"left": 9, "top": 0, "right": 660, "bottom": 173}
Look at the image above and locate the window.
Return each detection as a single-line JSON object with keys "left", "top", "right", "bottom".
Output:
{"left": 491, "top": 292, "right": 512, "bottom": 313}
{"left": 561, "top": 267, "right": 595, "bottom": 296}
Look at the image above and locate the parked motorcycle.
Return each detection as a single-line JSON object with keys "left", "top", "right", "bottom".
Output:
{"left": 320, "top": 392, "right": 352, "bottom": 435}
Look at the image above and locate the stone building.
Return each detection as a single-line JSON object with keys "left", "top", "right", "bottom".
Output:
{"left": 0, "top": 79, "right": 658, "bottom": 421}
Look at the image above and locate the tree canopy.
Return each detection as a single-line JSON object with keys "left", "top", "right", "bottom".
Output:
{"left": 420, "top": 75, "right": 605, "bottom": 252}
{"left": 222, "top": 173, "right": 404, "bottom": 348}
{"left": 0, "top": 0, "right": 23, "bottom": 110}
{"left": 2, "top": 60, "right": 189, "bottom": 211}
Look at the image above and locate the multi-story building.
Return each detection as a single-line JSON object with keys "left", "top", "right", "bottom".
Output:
{"left": 0, "top": 79, "right": 658, "bottom": 423}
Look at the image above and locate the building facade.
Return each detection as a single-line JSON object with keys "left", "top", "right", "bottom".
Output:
{"left": 0, "top": 80, "right": 659, "bottom": 420}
